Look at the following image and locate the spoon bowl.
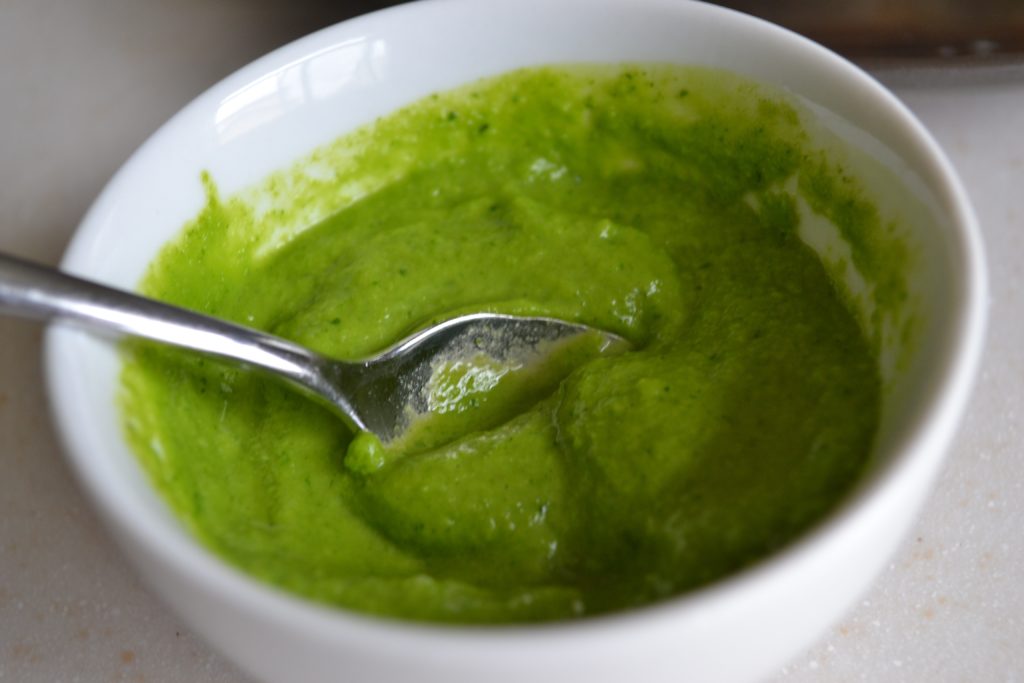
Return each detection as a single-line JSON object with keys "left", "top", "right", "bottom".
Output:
{"left": 329, "top": 312, "right": 628, "bottom": 448}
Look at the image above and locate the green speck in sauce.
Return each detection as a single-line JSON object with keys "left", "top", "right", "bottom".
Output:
{"left": 119, "top": 64, "right": 907, "bottom": 624}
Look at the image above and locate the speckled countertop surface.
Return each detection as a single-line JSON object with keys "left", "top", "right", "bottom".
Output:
{"left": 1, "top": 2, "right": 1021, "bottom": 681}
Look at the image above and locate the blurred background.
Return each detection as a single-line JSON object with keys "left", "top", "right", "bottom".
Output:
{"left": 722, "top": 0, "right": 1024, "bottom": 61}
{"left": 153, "top": 0, "right": 1024, "bottom": 64}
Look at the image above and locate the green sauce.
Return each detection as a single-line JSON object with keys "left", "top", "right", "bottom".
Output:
{"left": 121, "top": 65, "right": 888, "bottom": 623}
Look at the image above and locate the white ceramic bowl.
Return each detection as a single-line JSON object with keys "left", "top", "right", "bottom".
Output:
{"left": 45, "top": 1, "right": 986, "bottom": 681}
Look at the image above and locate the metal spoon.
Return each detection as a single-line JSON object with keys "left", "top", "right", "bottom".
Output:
{"left": 0, "top": 252, "right": 626, "bottom": 444}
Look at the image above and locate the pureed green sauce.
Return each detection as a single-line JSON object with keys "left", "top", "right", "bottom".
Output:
{"left": 121, "top": 65, "right": 885, "bottom": 623}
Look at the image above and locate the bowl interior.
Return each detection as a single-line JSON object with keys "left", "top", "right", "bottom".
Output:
{"left": 47, "top": 0, "right": 982, "bottom": 644}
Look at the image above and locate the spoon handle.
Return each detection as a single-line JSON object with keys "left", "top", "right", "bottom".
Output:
{"left": 0, "top": 251, "right": 323, "bottom": 384}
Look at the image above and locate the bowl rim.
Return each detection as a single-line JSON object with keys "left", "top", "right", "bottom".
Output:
{"left": 43, "top": 0, "right": 987, "bottom": 651}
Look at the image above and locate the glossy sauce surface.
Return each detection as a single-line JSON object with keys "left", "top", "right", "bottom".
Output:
{"left": 121, "top": 65, "right": 882, "bottom": 623}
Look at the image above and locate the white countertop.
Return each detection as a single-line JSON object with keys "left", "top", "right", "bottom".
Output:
{"left": 1, "top": 2, "right": 1021, "bottom": 681}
